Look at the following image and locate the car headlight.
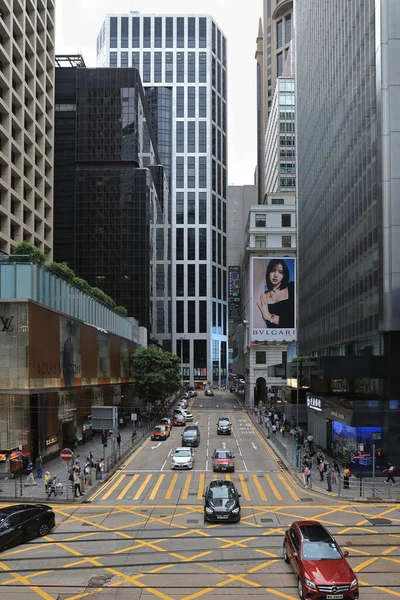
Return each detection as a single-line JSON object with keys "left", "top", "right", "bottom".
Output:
{"left": 205, "top": 507, "right": 213, "bottom": 514}
{"left": 304, "top": 578, "right": 317, "bottom": 590}
{"left": 231, "top": 507, "right": 240, "bottom": 514}
{"left": 350, "top": 578, "right": 358, "bottom": 589}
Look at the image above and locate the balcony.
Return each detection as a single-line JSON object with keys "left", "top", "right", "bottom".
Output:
{"left": 272, "top": 0, "right": 293, "bottom": 20}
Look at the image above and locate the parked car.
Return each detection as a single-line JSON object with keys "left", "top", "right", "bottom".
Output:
{"left": 205, "top": 388, "right": 214, "bottom": 396}
{"left": 190, "top": 390, "right": 198, "bottom": 397}
{"left": 151, "top": 425, "right": 169, "bottom": 441}
{"left": 283, "top": 520, "right": 359, "bottom": 600}
{"left": 217, "top": 417, "right": 232, "bottom": 435}
{"left": 173, "top": 414, "right": 186, "bottom": 427}
{"left": 177, "top": 400, "right": 189, "bottom": 409}
{"left": 212, "top": 448, "right": 235, "bottom": 472}
{"left": 181, "top": 393, "right": 191, "bottom": 400}
{"left": 173, "top": 408, "right": 194, "bottom": 422}
{"left": 158, "top": 418, "right": 172, "bottom": 431}
{"left": 181, "top": 425, "right": 201, "bottom": 447}
{"left": 203, "top": 480, "right": 241, "bottom": 523}
{"left": 171, "top": 447, "right": 195, "bottom": 470}
{"left": 0, "top": 504, "right": 55, "bottom": 552}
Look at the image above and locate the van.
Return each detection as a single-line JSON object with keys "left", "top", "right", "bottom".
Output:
{"left": 181, "top": 425, "right": 200, "bottom": 447}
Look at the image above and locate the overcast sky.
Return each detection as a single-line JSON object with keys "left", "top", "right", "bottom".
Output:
{"left": 55, "top": 0, "right": 263, "bottom": 186}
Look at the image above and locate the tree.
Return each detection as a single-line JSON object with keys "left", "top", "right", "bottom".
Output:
{"left": 11, "top": 241, "right": 46, "bottom": 265}
{"left": 115, "top": 306, "right": 128, "bottom": 317}
{"left": 131, "top": 345, "right": 181, "bottom": 404}
{"left": 47, "top": 261, "right": 75, "bottom": 283}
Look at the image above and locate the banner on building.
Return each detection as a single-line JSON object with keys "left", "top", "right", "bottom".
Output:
{"left": 250, "top": 257, "right": 296, "bottom": 342}
{"left": 228, "top": 266, "right": 241, "bottom": 321}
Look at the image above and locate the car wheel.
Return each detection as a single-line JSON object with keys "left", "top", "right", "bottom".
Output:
{"left": 298, "top": 578, "right": 303, "bottom": 599}
{"left": 38, "top": 523, "right": 50, "bottom": 537}
{"left": 283, "top": 544, "right": 290, "bottom": 564}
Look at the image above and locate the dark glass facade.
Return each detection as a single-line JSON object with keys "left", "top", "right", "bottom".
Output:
{"left": 54, "top": 66, "right": 170, "bottom": 342}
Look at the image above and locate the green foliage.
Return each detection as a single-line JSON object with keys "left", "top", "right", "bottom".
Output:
{"left": 131, "top": 345, "right": 181, "bottom": 402}
{"left": 11, "top": 241, "right": 46, "bottom": 265}
{"left": 72, "top": 277, "right": 93, "bottom": 295}
{"left": 91, "top": 287, "right": 117, "bottom": 308}
{"left": 47, "top": 261, "right": 75, "bottom": 283}
{"left": 115, "top": 306, "right": 128, "bottom": 317}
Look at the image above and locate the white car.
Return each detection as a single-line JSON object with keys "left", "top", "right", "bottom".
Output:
{"left": 174, "top": 408, "right": 193, "bottom": 421}
{"left": 171, "top": 447, "right": 195, "bottom": 470}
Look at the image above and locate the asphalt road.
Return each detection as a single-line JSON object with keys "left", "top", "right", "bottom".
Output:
{"left": 0, "top": 392, "right": 399, "bottom": 600}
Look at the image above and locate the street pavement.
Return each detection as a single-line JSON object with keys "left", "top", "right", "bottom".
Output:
{"left": 0, "top": 392, "right": 399, "bottom": 599}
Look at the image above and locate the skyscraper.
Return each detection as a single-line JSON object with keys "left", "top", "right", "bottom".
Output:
{"left": 296, "top": 0, "right": 400, "bottom": 461}
{"left": 0, "top": 0, "right": 55, "bottom": 256}
{"left": 97, "top": 14, "right": 228, "bottom": 387}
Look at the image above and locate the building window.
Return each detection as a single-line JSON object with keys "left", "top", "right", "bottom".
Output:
{"left": 199, "top": 87, "right": 207, "bottom": 117}
{"left": 187, "top": 228, "right": 195, "bottom": 260}
{"left": 267, "top": 0, "right": 271, "bottom": 17}
{"left": 199, "top": 156, "right": 207, "bottom": 188}
{"left": 188, "top": 122, "right": 196, "bottom": 153}
{"left": 255, "top": 235, "right": 266, "bottom": 248}
{"left": 176, "top": 192, "right": 184, "bottom": 224}
{"left": 276, "top": 20, "right": 283, "bottom": 49}
{"left": 199, "top": 301, "right": 207, "bottom": 333}
{"left": 188, "top": 53, "right": 196, "bottom": 83}
{"left": 110, "top": 17, "right": 117, "bottom": 47}
{"left": 199, "top": 228, "right": 207, "bottom": 260}
{"left": 176, "top": 301, "right": 184, "bottom": 333}
{"left": 154, "top": 53, "right": 162, "bottom": 82}
{"left": 176, "top": 121, "right": 184, "bottom": 153}
{"left": 188, "top": 264, "right": 195, "bottom": 296}
{"left": 176, "top": 87, "right": 184, "bottom": 117}
{"left": 176, "top": 228, "right": 184, "bottom": 259}
{"left": 199, "top": 265, "right": 207, "bottom": 295}
{"left": 143, "top": 52, "right": 151, "bottom": 82}
{"left": 176, "top": 157, "right": 184, "bottom": 188}
{"left": 199, "top": 192, "right": 207, "bottom": 224}
{"left": 256, "top": 351, "right": 266, "bottom": 365}
{"left": 132, "top": 52, "right": 139, "bottom": 68}
{"left": 255, "top": 213, "right": 266, "bottom": 227}
{"left": 177, "top": 17, "right": 185, "bottom": 48}
{"left": 282, "top": 235, "right": 292, "bottom": 248}
{"left": 155, "top": 17, "right": 162, "bottom": 47}
{"left": 121, "top": 17, "right": 128, "bottom": 47}
{"left": 285, "top": 14, "right": 292, "bottom": 44}
{"left": 177, "top": 52, "right": 184, "bottom": 82}
{"left": 121, "top": 52, "right": 128, "bottom": 67}
{"left": 176, "top": 264, "right": 184, "bottom": 296}
{"left": 199, "top": 53, "right": 207, "bottom": 83}
{"left": 188, "top": 192, "right": 196, "bottom": 224}
{"left": 277, "top": 52, "right": 283, "bottom": 76}
{"left": 187, "top": 156, "right": 196, "bottom": 188}
{"left": 272, "top": 198, "right": 284, "bottom": 205}
{"left": 199, "top": 121, "right": 207, "bottom": 152}
{"left": 282, "top": 214, "right": 291, "bottom": 227}
{"left": 165, "top": 52, "right": 173, "bottom": 82}
{"left": 110, "top": 52, "right": 117, "bottom": 67}
{"left": 188, "top": 87, "right": 196, "bottom": 117}
{"left": 188, "top": 301, "right": 196, "bottom": 333}
{"left": 132, "top": 17, "right": 140, "bottom": 47}
{"left": 166, "top": 17, "right": 174, "bottom": 47}
{"left": 143, "top": 17, "right": 151, "bottom": 47}
{"left": 199, "top": 17, "right": 207, "bottom": 48}
{"left": 188, "top": 17, "right": 196, "bottom": 48}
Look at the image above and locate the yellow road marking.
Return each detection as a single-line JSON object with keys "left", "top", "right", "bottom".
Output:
{"left": 265, "top": 588, "right": 297, "bottom": 600}
{"left": 278, "top": 473, "right": 300, "bottom": 501}
{"left": 63, "top": 532, "right": 100, "bottom": 542}
{"left": 265, "top": 473, "right": 283, "bottom": 501}
{"left": 181, "top": 589, "right": 214, "bottom": 600}
{"left": 65, "top": 590, "right": 103, "bottom": 600}
{"left": 358, "top": 580, "right": 400, "bottom": 598}
{"left": 133, "top": 473, "right": 152, "bottom": 500}
{"left": 100, "top": 473, "right": 126, "bottom": 501}
{"left": 353, "top": 556, "right": 379, "bottom": 572}
{"left": 165, "top": 472, "right": 179, "bottom": 499}
{"left": 197, "top": 473, "right": 205, "bottom": 499}
{"left": 0, "top": 560, "right": 55, "bottom": 600}
{"left": 248, "top": 559, "right": 279, "bottom": 573}
{"left": 149, "top": 473, "right": 165, "bottom": 500}
{"left": 382, "top": 546, "right": 398, "bottom": 555}
{"left": 239, "top": 473, "right": 251, "bottom": 501}
{"left": 216, "top": 573, "right": 261, "bottom": 588}
{"left": 252, "top": 473, "right": 267, "bottom": 502}
{"left": 225, "top": 473, "right": 231, "bottom": 480}
{"left": 2, "top": 570, "right": 53, "bottom": 585}
{"left": 181, "top": 473, "right": 192, "bottom": 500}
{"left": 117, "top": 473, "right": 139, "bottom": 500}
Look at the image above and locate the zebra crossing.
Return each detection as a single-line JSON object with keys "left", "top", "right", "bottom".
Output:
{"left": 95, "top": 470, "right": 301, "bottom": 503}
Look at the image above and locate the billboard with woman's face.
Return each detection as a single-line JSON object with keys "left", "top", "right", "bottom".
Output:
{"left": 251, "top": 257, "right": 296, "bottom": 342}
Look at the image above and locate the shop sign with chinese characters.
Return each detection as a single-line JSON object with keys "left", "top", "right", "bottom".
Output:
{"left": 307, "top": 396, "right": 322, "bottom": 411}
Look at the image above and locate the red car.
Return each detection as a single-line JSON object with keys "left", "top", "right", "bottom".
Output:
{"left": 173, "top": 414, "right": 186, "bottom": 426}
{"left": 158, "top": 418, "right": 172, "bottom": 431}
{"left": 283, "top": 521, "right": 359, "bottom": 600}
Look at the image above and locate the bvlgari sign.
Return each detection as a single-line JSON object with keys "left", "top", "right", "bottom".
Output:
{"left": 0, "top": 316, "right": 15, "bottom": 332}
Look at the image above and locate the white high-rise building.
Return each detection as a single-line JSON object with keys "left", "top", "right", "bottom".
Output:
{"left": 0, "top": 0, "right": 55, "bottom": 256}
{"left": 97, "top": 13, "right": 228, "bottom": 387}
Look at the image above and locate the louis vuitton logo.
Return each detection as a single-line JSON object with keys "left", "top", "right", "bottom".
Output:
{"left": 0, "top": 316, "right": 15, "bottom": 332}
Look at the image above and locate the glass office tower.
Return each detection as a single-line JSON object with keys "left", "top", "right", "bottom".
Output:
{"left": 97, "top": 14, "right": 228, "bottom": 387}
{"left": 296, "top": 0, "right": 400, "bottom": 462}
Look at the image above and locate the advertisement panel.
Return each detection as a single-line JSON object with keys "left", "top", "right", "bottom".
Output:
{"left": 228, "top": 266, "right": 241, "bottom": 321}
{"left": 251, "top": 257, "right": 296, "bottom": 342}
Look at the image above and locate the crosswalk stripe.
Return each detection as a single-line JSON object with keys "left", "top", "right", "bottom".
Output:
{"left": 165, "top": 473, "right": 179, "bottom": 500}
{"left": 278, "top": 473, "right": 300, "bottom": 501}
{"left": 133, "top": 473, "right": 152, "bottom": 500}
{"left": 239, "top": 474, "right": 251, "bottom": 501}
{"left": 181, "top": 474, "right": 192, "bottom": 500}
{"left": 101, "top": 474, "right": 126, "bottom": 501}
{"left": 265, "top": 474, "right": 283, "bottom": 501}
{"left": 149, "top": 474, "right": 165, "bottom": 500}
{"left": 197, "top": 473, "right": 205, "bottom": 499}
{"left": 117, "top": 474, "right": 139, "bottom": 500}
{"left": 252, "top": 474, "right": 267, "bottom": 502}
{"left": 225, "top": 473, "right": 231, "bottom": 480}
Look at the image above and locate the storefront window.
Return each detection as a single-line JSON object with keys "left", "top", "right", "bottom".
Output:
{"left": 332, "top": 420, "right": 382, "bottom": 469}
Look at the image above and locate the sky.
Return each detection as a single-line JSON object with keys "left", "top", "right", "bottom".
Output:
{"left": 55, "top": 0, "right": 263, "bottom": 186}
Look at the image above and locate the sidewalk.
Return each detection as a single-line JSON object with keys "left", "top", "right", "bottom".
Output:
{"left": 235, "top": 392, "right": 400, "bottom": 502}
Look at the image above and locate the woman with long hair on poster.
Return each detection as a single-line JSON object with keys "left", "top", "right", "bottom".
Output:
{"left": 256, "top": 259, "right": 295, "bottom": 328}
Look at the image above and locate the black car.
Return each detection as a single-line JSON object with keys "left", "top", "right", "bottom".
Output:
{"left": 182, "top": 425, "right": 201, "bottom": 447}
{"left": 0, "top": 504, "right": 55, "bottom": 552}
{"left": 203, "top": 480, "right": 241, "bottom": 523}
{"left": 217, "top": 417, "right": 232, "bottom": 435}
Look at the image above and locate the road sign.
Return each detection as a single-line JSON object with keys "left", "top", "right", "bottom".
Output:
{"left": 60, "top": 448, "right": 73, "bottom": 462}
{"left": 131, "top": 413, "right": 137, "bottom": 421}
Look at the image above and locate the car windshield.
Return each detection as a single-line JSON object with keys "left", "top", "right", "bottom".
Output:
{"left": 153, "top": 427, "right": 164, "bottom": 432}
{"left": 215, "top": 452, "right": 232, "bottom": 459}
{"left": 174, "top": 450, "right": 191, "bottom": 457}
{"left": 208, "top": 486, "right": 236, "bottom": 500}
{"left": 219, "top": 419, "right": 230, "bottom": 425}
{"left": 184, "top": 431, "right": 196, "bottom": 438}
{"left": 302, "top": 541, "right": 342, "bottom": 560}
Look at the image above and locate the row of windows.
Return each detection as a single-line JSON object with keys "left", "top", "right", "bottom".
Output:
{"left": 110, "top": 16, "right": 208, "bottom": 49}
{"left": 176, "top": 192, "right": 207, "bottom": 224}
{"left": 280, "top": 177, "right": 296, "bottom": 188}
{"left": 176, "top": 120, "right": 207, "bottom": 153}
{"left": 176, "top": 227, "right": 207, "bottom": 260}
{"left": 255, "top": 213, "right": 292, "bottom": 227}
{"left": 212, "top": 231, "right": 227, "bottom": 268}
{"left": 276, "top": 15, "right": 292, "bottom": 49}
{"left": 176, "top": 87, "right": 207, "bottom": 118}
{"left": 212, "top": 195, "right": 227, "bottom": 232}
{"left": 176, "top": 300, "right": 208, "bottom": 333}
{"left": 280, "top": 121, "right": 295, "bottom": 132}
{"left": 176, "top": 264, "right": 207, "bottom": 296}
{"left": 176, "top": 156, "right": 207, "bottom": 189}
{"left": 254, "top": 235, "right": 293, "bottom": 249}
{"left": 110, "top": 51, "right": 208, "bottom": 84}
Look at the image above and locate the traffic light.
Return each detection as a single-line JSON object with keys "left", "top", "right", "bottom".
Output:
{"left": 101, "top": 432, "right": 108, "bottom": 447}
{"left": 377, "top": 448, "right": 381, "bottom": 458}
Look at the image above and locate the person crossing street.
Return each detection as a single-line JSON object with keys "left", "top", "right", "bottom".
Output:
{"left": 383, "top": 462, "right": 396, "bottom": 485}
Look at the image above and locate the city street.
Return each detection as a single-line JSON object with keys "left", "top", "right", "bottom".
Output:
{"left": 0, "top": 393, "right": 399, "bottom": 599}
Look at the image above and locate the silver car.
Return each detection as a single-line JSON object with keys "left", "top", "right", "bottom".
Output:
{"left": 171, "top": 447, "right": 195, "bottom": 470}
{"left": 173, "top": 408, "right": 194, "bottom": 421}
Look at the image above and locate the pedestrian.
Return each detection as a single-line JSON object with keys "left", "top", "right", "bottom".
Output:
{"left": 303, "top": 464, "right": 311, "bottom": 488}
{"left": 4, "top": 454, "right": 12, "bottom": 479}
{"left": 24, "top": 461, "right": 37, "bottom": 486}
{"left": 383, "top": 462, "right": 396, "bottom": 485}
{"left": 47, "top": 476, "right": 57, "bottom": 498}
{"left": 272, "top": 423, "right": 277, "bottom": 435}
{"left": 99, "top": 459, "right": 104, "bottom": 482}
{"left": 317, "top": 460, "right": 325, "bottom": 482}
{"left": 316, "top": 449, "right": 325, "bottom": 465}
{"left": 117, "top": 433, "right": 121, "bottom": 449}
{"left": 326, "top": 464, "right": 333, "bottom": 492}
{"left": 44, "top": 471, "right": 51, "bottom": 493}
{"left": 35, "top": 455, "right": 43, "bottom": 479}
{"left": 281, "top": 424, "right": 286, "bottom": 436}
{"left": 75, "top": 454, "right": 81, "bottom": 469}
{"left": 332, "top": 462, "right": 340, "bottom": 485}
{"left": 73, "top": 471, "right": 83, "bottom": 497}
{"left": 343, "top": 465, "right": 351, "bottom": 490}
